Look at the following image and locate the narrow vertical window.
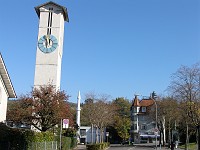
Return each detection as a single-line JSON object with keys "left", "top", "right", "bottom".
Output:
{"left": 47, "top": 7, "right": 53, "bottom": 35}
{"left": 134, "top": 124, "right": 137, "bottom": 130}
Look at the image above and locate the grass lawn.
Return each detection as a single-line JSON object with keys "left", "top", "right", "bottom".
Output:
{"left": 179, "top": 143, "right": 197, "bottom": 150}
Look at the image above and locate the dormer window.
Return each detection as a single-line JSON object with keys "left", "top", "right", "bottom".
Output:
{"left": 141, "top": 107, "right": 146, "bottom": 112}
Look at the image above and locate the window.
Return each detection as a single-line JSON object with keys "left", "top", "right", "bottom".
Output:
{"left": 141, "top": 107, "right": 146, "bottom": 112}
{"left": 141, "top": 124, "right": 146, "bottom": 130}
{"left": 80, "top": 129, "right": 86, "bottom": 136}
{"left": 134, "top": 124, "right": 137, "bottom": 130}
{"left": 133, "top": 116, "right": 137, "bottom": 121}
{"left": 140, "top": 115, "right": 145, "bottom": 121}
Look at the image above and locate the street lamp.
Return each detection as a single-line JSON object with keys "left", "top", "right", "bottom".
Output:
{"left": 152, "top": 91, "right": 158, "bottom": 150}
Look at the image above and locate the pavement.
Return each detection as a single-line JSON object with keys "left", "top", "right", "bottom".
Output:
{"left": 73, "top": 143, "right": 183, "bottom": 150}
{"left": 73, "top": 144, "right": 86, "bottom": 150}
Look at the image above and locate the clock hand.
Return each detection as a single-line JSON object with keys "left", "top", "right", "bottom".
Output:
{"left": 45, "top": 35, "right": 50, "bottom": 48}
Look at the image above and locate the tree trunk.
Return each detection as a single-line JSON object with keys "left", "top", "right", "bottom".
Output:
{"left": 101, "top": 128, "right": 104, "bottom": 143}
{"left": 91, "top": 124, "right": 93, "bottom": 144}
{"left": 96, "top": 126, "right": 99, "bottom": 143}
{"left": 185, "top": 123, "right": 189, "bottom": 150}
{"left": 163, "top": 116, "right": 166, "bottom": 146}
{"left": 100, "top": 126, "right": 104, "bottom": 143}
{"left": 197, "top": 125, "right": 200, "bottom": 150}
{"left": 100, "top": 127, "right": 102, "bottom": 143}
{"left": 168, "top": 121, "right": 171, "bottom": 148}
{"left": 159, "top": 130, "right": 162, "bottom": 146}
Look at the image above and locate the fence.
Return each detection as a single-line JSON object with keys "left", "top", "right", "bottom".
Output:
{"left": 0, "top": 141, "right": 58, "bottom": 150}
{"left": 29, "top": 141, "right": 58, "bottom": 150}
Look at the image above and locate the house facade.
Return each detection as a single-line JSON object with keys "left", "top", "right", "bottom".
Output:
{"left": 0, "top": 53, "right": 16, "bottom": 123}
{"left": 79, "top": 126, "right": 106, "bottom": 144}
{"left": 130, "top": 95, "right": 159, "bottom": 143}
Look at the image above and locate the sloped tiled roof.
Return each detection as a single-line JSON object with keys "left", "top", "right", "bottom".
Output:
{"left": 139, "top": 99, "right": 154, "bottom": 107}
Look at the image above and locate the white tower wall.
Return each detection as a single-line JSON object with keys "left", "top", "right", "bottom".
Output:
{"left": 34, "top": 2, "right": 68, "bottom": 90}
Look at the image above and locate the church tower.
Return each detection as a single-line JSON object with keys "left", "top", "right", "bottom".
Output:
{"left": 34, "top": 1, "right": 69, "bottom": 90}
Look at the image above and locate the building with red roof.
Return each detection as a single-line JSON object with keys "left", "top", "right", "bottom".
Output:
{"left": 130, "top": 93, "right": 159, "bottom": 143}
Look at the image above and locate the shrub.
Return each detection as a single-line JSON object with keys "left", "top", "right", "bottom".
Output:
{"left": 0, "top": 123, "right": 56, "bottom": 150}
{"left": 0, "top": 123, "right": 34, "bottom": 150}
{"left": 86, "top": 142, "right": 110, "bottom": 150}
{"left": 70, "top": 137, "right": 77, "bottom": 149}
{"left": 55, "top": 136, "right": 75, "bottom": 150}
{"left": 33, "top": 131, "right": 54, "bottom": 142}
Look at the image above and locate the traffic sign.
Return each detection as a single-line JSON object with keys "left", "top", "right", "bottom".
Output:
{"left": 154, "top": 128, "right": 159, "bottom": 132}
{"left": 63, "top": 119, "right": 69, "bottom": 129}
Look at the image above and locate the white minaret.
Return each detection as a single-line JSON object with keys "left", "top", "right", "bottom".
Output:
{"left": 76, "top": 91, "right": 81, "bottom": 128}
{"left": 76, "top": 91, "right": 81, "bottom": 142}
{"left": 34, "top": 1, "right": 69, "bottom": 90}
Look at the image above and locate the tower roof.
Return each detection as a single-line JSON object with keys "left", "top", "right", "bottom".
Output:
{"left": 35, "top": 1, "right": 69, "bottom": 22}
{"left": 132, "top": 95, "right": 140, "bottom": 107}
{"left": 0, "top": 53, "right": 16, "bottom": 98}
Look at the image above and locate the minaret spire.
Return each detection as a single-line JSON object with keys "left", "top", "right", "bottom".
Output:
{"left": 76, "top": 91, "right": 81, "bottom": 139}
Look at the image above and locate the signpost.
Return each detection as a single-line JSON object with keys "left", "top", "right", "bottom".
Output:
{"left": 154, "top": 128, "right": 158, "bottom": 150}
{"left": 60, "top": 119, "right": 69, "bottom": 150}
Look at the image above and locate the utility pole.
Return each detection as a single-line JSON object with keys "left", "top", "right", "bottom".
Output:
{"left": 152, "top": 91, "right": 158, "bottom": 150}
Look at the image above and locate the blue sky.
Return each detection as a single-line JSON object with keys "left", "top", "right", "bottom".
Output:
{"left": 0, "top": 0, "right": 199, "bottom": 103}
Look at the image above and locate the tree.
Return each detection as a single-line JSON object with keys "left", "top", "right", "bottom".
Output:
{"left": 81, "top": 93, "right": 116, "bottom": 143}
{"left": 112, "top": 97, "right": 131, "bottom": 117}
{"left": 149, "top": 97, "right": 179, "bottom": 146}
{"left": 168, "top": 63, "right": 200, "bottom": 149}
{"left": 114, "top": 116, "right": 130, "bottom": 141}
{"left": 112, "top": 97, "right": 132, "bottom": 142}
{"left": 7, "top": 84, "right": 72, "bottom": 132}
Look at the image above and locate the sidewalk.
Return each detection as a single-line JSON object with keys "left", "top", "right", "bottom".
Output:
{"left": 73, "top": 144, "right": 86, "bottom": 150}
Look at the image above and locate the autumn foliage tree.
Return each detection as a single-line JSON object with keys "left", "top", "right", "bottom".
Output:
{"left": 168, "top": 63, "right": 200, "bottom": 149}
{"left": 7, "top": 84, "right": 72, "bottom": 132}
{"left": 149, "top": 97, "right": 179, "bottom": 146}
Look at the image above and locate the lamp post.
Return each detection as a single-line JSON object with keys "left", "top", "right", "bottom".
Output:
{"left": 152, "top": 91, "right": 158, "bottom": 150}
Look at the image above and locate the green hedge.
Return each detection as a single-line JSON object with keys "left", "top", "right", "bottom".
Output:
{"left": 0, "top": 123, "right": 77, "bottom": 150}
{"left": 32, "top": 131, "right": 54, "bottom": 142}
{"left": 0, "top": 123, "right": 55, "bottom": 150}
{"left": 86, "top": 142, "right": 110, "bottom": 150}
{"left": 55, "top": 135, "right": 77, "bottom": 150}
{"left": 0, "top": 123, "right": 34, "bottom": 150}
{"left": 70, "top": 136, "right": 77, "bottom": 148}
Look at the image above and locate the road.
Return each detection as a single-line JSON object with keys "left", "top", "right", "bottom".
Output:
{"left": 108, "top": 146, "right": 151, "bottom": 150}
{"left": 75, "top": 143, "right": 183, "bottom": 150}
{"left": 107, "top": 144, "right": 183, "bottom": 150}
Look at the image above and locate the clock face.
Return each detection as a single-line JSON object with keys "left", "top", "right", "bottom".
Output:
{"left": 38, "top": 35, "right": 58, "bottom": 53}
